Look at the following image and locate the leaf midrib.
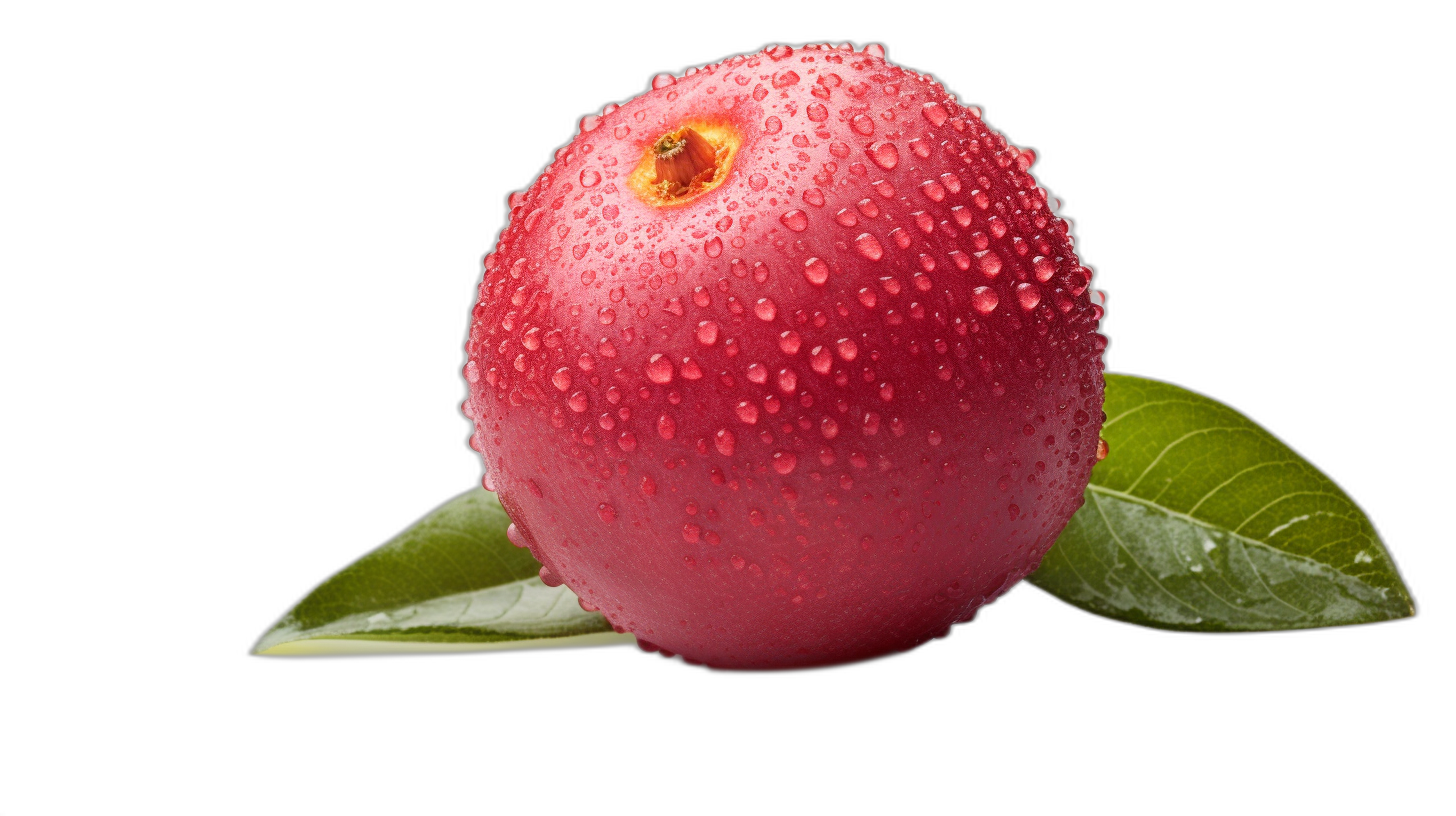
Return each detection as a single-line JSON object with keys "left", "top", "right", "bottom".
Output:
{"left": 1086, "top": 483, "right": 1384, "bottom": 608}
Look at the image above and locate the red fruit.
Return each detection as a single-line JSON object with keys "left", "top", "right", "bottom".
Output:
{"left": 464, "top": 43, "right": 1105, "bottom": 668}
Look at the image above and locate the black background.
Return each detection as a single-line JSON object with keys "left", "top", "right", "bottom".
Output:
{"left": 227, "top": 25, "right": 1432, "bottom": 740}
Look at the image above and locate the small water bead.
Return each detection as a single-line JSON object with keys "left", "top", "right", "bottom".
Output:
{"left": 888, "top": 227, "right": 910, "bottom": 249}
{"left": 657, "top": 414, "right": 676, "bottom": 439}
{"left": 704, "top": 236, "right": 723, "bottom": 258}
{"left": 978, "top": 251, "right": 1003, "bottom": 278}
{"left": 598, "top": 307, "right": 616, "bottom": 325}
{"left": 778, "top": 330, "right": 802, "bottom": 354}
{"left": 871, "top": 179, "right": 895, "bottom": 198}
{"left": 920, "top": 179, "right": 947, "bottom": 202}
{"left": 736, "top": 400, "right": 760, "bottom": 424}
{"left": 772, "top": 70, "right": 800, "bottom": 88}
{"left": 803, "top": 257, "right": 830, "bottom": 285}
{"left": 922, "top": 101, "right": 949, "bottom": 126}
{"left": 645, "top": 353, "right": 674, "bottom": 383}
{"left": 857, "top": 287, "right": 878, "bottom": 308}
{"left": 568, "top": 391, "right": 590, "bottom": 412}
{"left": 748, "top": 174, "right": 768, "bottom": 191}
{"left": 715, "top": 428, "right": 737, "bottom": 456}
{"left": 764, "top": 116, "right": 783, "bottom": 134}
{"left": 598, "top": 503, "right": 618, "bottom": 523}
{"left": 836, "top": 337, "right": 858, "bottom": 361}
{"left": 1016, "top": 283, "right": 1041, "bottom": 310}
{"left": 696, "top": 320, "right": 720, "bottom": 345}
{"left": 772, "top": 451, "right": 798, "bottom": 474}
{"left": 949, "top": 250, "right": 970, "bottom": 271}
{"left": 807, "top": 102, "right": 829, "bottom": 121}
{"left": 780, "top": 209, "right": 809, "bottom": 231}
{"left": 802, "top": 188, "right": 825, "bottom": 207}
{"left": 854, "top": 233, "right": 884, "bottom": 261}
{"left": 755, "top": 298, "right": 777, "bottom": 321}
{"left": 776, "top": 368, "right": 798, "bottom": 393}
{"left": 806, "top": 346, "right": 831, "bottom": 374}
{"left": 1032, "top": 256, "right": 1056, "bottom": 282}
{"left": 835, "top": 208, "right": 858, "bottom": 227}
{"left": 651, "top": 73, "right": 676, "bottom": 89}
{"left": 913, "top": 211, "right": 934, "bottom": 233}
{"left": 579, "top": 168, "right": 601, "bottom": 188}
{"left": 971, "top": 287, "right": 998, "bottom": 314}
{"left": 679, "top": 357, "right": 704, "bottom": 379}
{"left": 852, "top": 114, "right": 875, "bottom": 135}
{"left": 613, "top": 124, "right": 631, "bottom": 140}
{"left": 552, "top": 367, "right": 572, "bottom": 391}
{"left": 692, "top": 287, "right": 711, "bottom": 308}
{"left": 746, "top": 362, "right": 768, "bottom": 383}
{"left": 683, "top": 523, "right": 700, "bottom": 543}
{"left": 867, "top": 141, "right": 899, "bottom": 170}
{"left": 861, "top": 413, "right": 881, "bottom": 435}
{"left": 618, "top": 431, "right": 638, "bottom": 451}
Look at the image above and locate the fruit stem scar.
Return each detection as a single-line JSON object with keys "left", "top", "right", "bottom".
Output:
{"left": 628, "top": 121, "right": 741, "bottom": 206}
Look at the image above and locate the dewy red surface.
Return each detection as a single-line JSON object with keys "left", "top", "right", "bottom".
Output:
{"left": 464, "top": 44, "right": 1106, "bottom": 668}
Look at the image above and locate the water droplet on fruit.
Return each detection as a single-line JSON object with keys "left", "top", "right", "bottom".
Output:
{"left": 651, "top": 73, "right": 676, "bottom": 89}
{"left": 922, "top": 102, "right": 948, "bottom": 126}
{"left": 1033, "top": 256, "right": 1056, "bottom": 282}
{"left": 978, "top": 251, "right": 1003, "bottom": 278}
{"left": 868, "top": 142, "right": 899, "bottom": 169}
{"left": 749, "top": 174, "right": 768, "bottom": 191}
{"left": 764, "top": 116, "right": 783, "bottom": 134}
{"left": 971, "top": 287, "right": 998, "bottom": 314}
{"left": 696, "top": 321, "right": 720, "bottom": 345}
{"left": 777, "top": 368, "right": 798, "bottom": 392}
{"left": 780, "top": 209, "right": 808, "bottom": 231}
{"left": 568, "top": 392, "right": 590, "bottom": 412}
{"left": 1097, "top": 438, "right": 1110, "bottom": 460}
{"left": 854, "top": 233, "right": 884, "bottom": 261}
{"left": 736, "top": 401, "right": 760, "bottom": 424}
{"left": 657, "top": 414, "right": 676, "bottom": 439}
{"left": 705, "top": 236, "right": 723, "bottom": 257}
{"left": 810, "top": 345, "right": 832, "bottom": 374}
{"left": 579, "top": 169, "right": 601, "bottom": 187}
{"left": 755, "top": 298, "right": 777, "bottom": 321}
{"left": 836, "top": 338, "right": 858, "bottom": 361}
{"left": 803, "top": 257, "right": 829, "bottom": 285}
{"left": 715, "top": 428, "right": 737, "bottom": 455}
{"left": 646, "top": 353, "right": 674, "bottom": 383}
{"left": 1016, "top": 283, "right": 1041, "bottom": 310}
{"left": 598, "top": 503, "right": 617, "bottom": 522}
{"left": 851, "top": 114, "right": 875, "bottom": 135}
{"left": 772, "top": 451, "right": 798, "bottom": 474}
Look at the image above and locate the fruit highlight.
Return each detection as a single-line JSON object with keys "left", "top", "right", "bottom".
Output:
{"left": 464, "top": 43, "right": 1106, "bottom": 668}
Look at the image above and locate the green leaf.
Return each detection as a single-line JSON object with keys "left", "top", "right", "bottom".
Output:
{"left": 254, "top": 488, "right": 631, "bottom": 655}
{"left": 1029, "top": 373, "right": 1414, "bottom": 631}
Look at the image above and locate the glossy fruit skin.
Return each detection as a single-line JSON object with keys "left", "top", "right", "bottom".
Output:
{"left": 465, "top": 44, "right": 1105, "bottom": 668}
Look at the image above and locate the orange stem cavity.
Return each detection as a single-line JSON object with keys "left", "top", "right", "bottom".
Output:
{"left": 628, "top": 122, "right": 740, "bottom": 207}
